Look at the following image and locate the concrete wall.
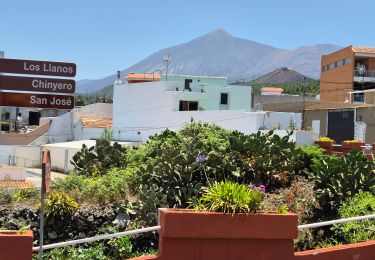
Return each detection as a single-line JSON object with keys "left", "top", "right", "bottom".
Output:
{"left": 356, "top": 107, "right": 375, "bottom": 143}
{"left": 113, "top": 80, "right": 299, "bottom": 142}
{"left": 0, "top": 123, "right": 50, "bottom": 145}
{"left": 42, "top": 146, "right": 79, "bottom": 172}
{"left": 46, "top": 103, "right": 113, "bottom": 143}
{"left": 260, "top": 130, "right": 318, "bottom": 146}
{"left": 0, "top": 145, "right": 41, "bottom": 167}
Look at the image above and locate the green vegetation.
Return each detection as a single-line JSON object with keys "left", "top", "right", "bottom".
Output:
{"left": 332, "top": 192, "right": 375, "bottom": 243}
{"left": 71, "top": 139, "right": 127, "bottom": 177}
{"left": 5, "top": 122, "right": 375, "bottom": 256}
{"left": 190, "top": 181, "right": 264, "bottom": 213}
{"left": 250, "top": 80, "right": 320, "bottom": 96}
{"left": 43, "top": 192, "right": 78, "bottom": 221}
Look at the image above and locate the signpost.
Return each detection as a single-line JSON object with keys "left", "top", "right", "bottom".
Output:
{"left": 0, "top": 56, "right": 76, "bottom": 259}
{"left": 39, "top": 149, "right": 51, "bottom": 260}
{"left": 0, "top": 75, "right": 75, "bottom": 93}
{"left": 0, "top": 92, "right": 74, "bottom": 109}
{"left": 0, "top": 58, "right": 76, "bottom": 77}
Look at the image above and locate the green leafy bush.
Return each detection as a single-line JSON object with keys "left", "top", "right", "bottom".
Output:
{"left": 332, "top": 192, "right": 375, "bottom": 243}
{"left": 108, "top": 236, "right": 133, "bottom": 259}
{"left": 309, "top": 150, "right": 375, "bottom": 217}
{"left": 127, "top": 123, "right": 303, "bottom": 225}
{"left": 0, "top": 187, "right": 14, "bottom": 204}
{"left": 190, "top": 181, "right": 263, "bottom": 214}
{"left": 71, "top": 140, "right": 127, "bottom": 177}
{"left": 14, "top": 187, "right": 40, "bottom": 202}
{"left": 70, "top": 244, "right": 106, "bottom": 260}
{"left": 43, "top": 192, "right": 78, "bottom": 221}
{"left": 52, "top": 169, "right": 128, "bottom": 204}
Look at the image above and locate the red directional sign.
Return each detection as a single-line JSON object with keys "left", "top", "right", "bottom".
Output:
{"left": 0, "top": 75, "right": 75, "bottom": 94}
{"left": 0, "top": 92, "right": 74, "bottom": 109}
{"left": 0, "top": 58, "right": 76, "bottom": 77}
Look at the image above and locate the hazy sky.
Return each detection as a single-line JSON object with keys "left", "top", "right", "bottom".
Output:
{"left": 1, "top": 0, "right": 373, "bottom": 80}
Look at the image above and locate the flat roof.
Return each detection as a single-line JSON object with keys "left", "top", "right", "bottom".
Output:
{"left": 43, "top": 140, "right": 141, "bottom": 149}
{"left": 352, "top": 46, "right": 375, "bottom": 54}
{"left": 81, "top": 118, "right": 112, "bottom": 128}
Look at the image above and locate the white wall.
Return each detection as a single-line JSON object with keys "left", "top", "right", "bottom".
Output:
{"left": 259, "top": 130, "right": 319, "bottom": 146}
{"left": 46, "top": 103, "right": 113, "bottom": 143}
{"left": 0, "top": 145, "right": 41, "bottom": 167}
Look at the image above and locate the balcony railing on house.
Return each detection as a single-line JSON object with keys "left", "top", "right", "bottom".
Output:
{"left": 354, "top": 69, "right": 375, "bottom": 78}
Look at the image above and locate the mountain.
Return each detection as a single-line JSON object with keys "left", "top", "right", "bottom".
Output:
{"left": 76, "top": 28, "right": 340, "bottom": 93}
{"left": 253, "top": 67, "right": 314, "bottom": 84}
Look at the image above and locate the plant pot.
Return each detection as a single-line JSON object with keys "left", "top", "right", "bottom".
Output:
{"left": 157, "top": 208, "right": 298, "bottom": 260}
{"left": 315, "top": 141, "right": 335, "bottom": 153}
{"left": 0, "top": 230, "right": 33, "bottom": 259}
{"left": 342, "top": 142, "right": 365, "bottom": 154}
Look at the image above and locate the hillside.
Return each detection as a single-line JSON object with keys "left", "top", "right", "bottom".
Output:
{"left": 253, "top": 67, "right": 314, "bottom": 84}
{"left": 76, "top": 28, "right": 340, "bottom": 94}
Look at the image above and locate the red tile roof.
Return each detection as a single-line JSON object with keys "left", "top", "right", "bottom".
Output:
{"left": 0, "top": 181, "right": 33, "bottom": 187}
{"left": 260, "top": 87, "right": 284, "bottom": 93}
{"left": 352, "top": 46, "right": 375, "bottom": 54}
{"left": 80, "top": 118, "right": 112, "bottom": 128}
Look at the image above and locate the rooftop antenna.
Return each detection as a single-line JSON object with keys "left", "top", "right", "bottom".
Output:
{"left": 163, "top": 54, "right": 171, "bottom": 81}
{"left": 115, "top": 70, "right": 122, "bottom": 84}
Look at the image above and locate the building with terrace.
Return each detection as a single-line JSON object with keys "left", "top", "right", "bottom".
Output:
{"left": 320, "top": 46, "right": 375, "bottom": 103}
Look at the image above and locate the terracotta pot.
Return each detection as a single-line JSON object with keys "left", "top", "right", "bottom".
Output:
{"left": 0, "top": 230, "right": 33, "bottom": 259}
{"left": 315, "top": 141, "right": 335, "bottom": 153}
{"left": 157, "top": 209, "right": 298, "bottom": 260}
{"left": 341, "top": 142, "right": 365, "bottom": 154}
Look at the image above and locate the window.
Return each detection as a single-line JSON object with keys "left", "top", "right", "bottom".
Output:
{"left": 179, "top": 101, "right": 198, "bottom": 111}
{"left": 327, "top": 63, "right": 335, "bottom": 70}
{"left": 321, "top": 66, "right": 325, "bottom": 72}
{"left": 4, "top": 112, "right": 10, "bottom": 120}
{"left": 336, "top": 60, "right": 343, "bottom": 67}
{"left": 220, "top": 93, "right": 228, "bottom": 105}
{"left": 184, "top": 79, "right": 193, "bottom": 91}
{"left": 353, "top": 93, "right": 364, "bottom": 103}
{"left": 343, "top": 57, "right": 351, "bottom": 65}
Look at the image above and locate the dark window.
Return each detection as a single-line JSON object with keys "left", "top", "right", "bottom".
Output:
{"left": 321, "top": 66, "right": 325, "bottom": 72}
{"left": 4, "top": 112, "right": 10, "bottom": 120}
{"left": 184, "top": 79, "right": 193, "bottom": 91}
{"left": 220, "top": 93, "right": 228, "bottom": 105}
{"left": 179, "top": 101, "right": 198, "bottom": 111}
{"left": 353, "top": 93, "right": 364, "bottom": 103}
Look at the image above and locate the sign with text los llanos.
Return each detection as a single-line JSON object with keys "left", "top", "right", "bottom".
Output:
{"left": 0, "top": 58, "right": 76, "bottom": 109}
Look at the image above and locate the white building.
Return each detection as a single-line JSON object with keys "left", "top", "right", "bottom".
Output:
{"left": 113, "top": 74, "right": 301, "bottom": 142}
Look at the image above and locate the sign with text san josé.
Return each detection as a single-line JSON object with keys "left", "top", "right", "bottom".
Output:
{"left": 0, "top": 75, "right": 75, "bottom": 94}
{"left": 0, "top": 58, "right": 76, "bottom": 77}
{"left": 0, "top": 92, "right": 74, "bottom": 109}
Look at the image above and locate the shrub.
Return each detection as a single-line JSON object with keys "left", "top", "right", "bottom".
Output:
{"left": 332, "top": 192, "right": 375, "bottom": 243}
{"left": 319, "top": 137, "right": 334, "bottom": 142}
{"left": 190, "top": 181, "right": 263, "bottom": 214}
{"left": 70, "top": 244, "right": 106, "bottom": 260}
{"left": 52, "top": 169, "right": 128, "bottom": 204}
{"left": 297, "top": 145, "right": 325, "bottom": 173}
{"left": 43, "top": 192, "right": 78, "bottom": 221}
{"left": 108, "top": 236, "right": 133, "bottom": 259}
{"left": 0, "top": 187, "right": 14, "bottom": 204}
{"left": 309, "top": 150, "right": 375, "bottom": 218}
{"left": 127, "top": 123, "right": 303, "bottom": 225}
{"left": 261, "top": 179, "right": 318, "bottom": 222}
{"left": 71, "top": 140, "right": 127, "bottom": 177}
{"left": 14, "top": 187, "right": 40, "bottom": 202}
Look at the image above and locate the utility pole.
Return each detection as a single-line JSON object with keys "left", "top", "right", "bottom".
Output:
{"left": 301, "top": 77, "right": 306, "bottom": 130}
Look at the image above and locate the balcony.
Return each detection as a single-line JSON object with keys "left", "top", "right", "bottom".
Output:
{"left": 354, "top": 69, "right": 375, "bottom": 78}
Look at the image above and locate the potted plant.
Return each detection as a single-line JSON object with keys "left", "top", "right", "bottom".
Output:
{"left": 342, "top": 140, "right": 365, "bottom": 154}
{"left": 156, "top": 181, "right": 298, "bottom": 260}
{"left": 315, "top": 137, "right": 335, "bottom": 153}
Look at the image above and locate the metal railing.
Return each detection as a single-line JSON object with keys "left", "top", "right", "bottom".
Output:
{"left": 32, "top": 226, "right": 161, "bottom": 252}
{"left": 31, "top": 213, "right": 375, "bottom": 253}
{"left": 354, "top": 69, "right": 375, "bottom": 78}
